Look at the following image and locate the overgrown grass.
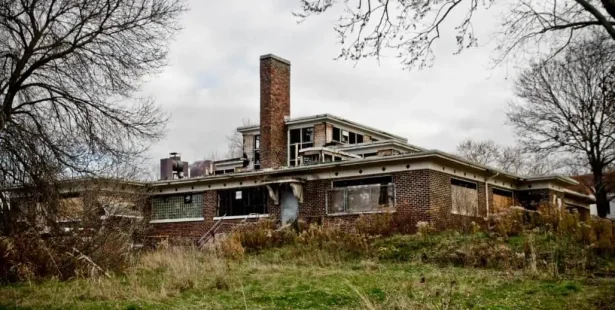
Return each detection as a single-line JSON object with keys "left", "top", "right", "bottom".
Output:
{"left": 1, "top": 233, "right": 614, "bottom": 310}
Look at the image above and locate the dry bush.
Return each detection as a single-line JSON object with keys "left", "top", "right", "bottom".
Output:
{"left": 231, "top": 219, "right": 296, "bottom": 253}
{"left": 297, "top": 223, "right": 371, "bottom": 256}
{"left": 0, "top": 180, "right": 150, "bottom": 282}
{"left": 487, "top": 207, "right": 527, "bottom": 238}
{"left": 219, "top": 234, "right": 245, "bottom": 260}
{"left": 355, "top": 212, "right": 395, "bottom": 237}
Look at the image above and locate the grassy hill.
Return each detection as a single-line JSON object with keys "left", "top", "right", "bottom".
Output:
{"left": 1, "top": 230, "right": 614, "bottom": 310}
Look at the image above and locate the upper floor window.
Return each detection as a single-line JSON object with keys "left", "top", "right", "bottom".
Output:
{"left": 289, "top": 127, "right": 314, "bottom": 166}
{"left": 332, "top": 127, "right": 365, "bottom": 145}
{"left": 254, "top": 135, "right": 260, "bottom": 170}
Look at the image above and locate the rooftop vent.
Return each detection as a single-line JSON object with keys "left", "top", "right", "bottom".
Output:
{"left": 160, "top": 152, "right": 189, "bottom": 180}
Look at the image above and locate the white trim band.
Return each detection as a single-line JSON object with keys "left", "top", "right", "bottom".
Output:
{"left": 150, "top": 217, "right": 204, "bottom": 224}
{"left": 326, "top": 210, "right": 396, "bottom": 217}
{"left": 213, "top": 214, "right": 270, "bottom": 220}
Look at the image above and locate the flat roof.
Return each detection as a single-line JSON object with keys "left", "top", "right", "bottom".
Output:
{"left": 237, "top": 114, "right": 408, "bottom": 142}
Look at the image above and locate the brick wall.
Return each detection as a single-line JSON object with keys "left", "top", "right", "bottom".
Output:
{"left": 314, "top": 123, "right": 326, "bottom": 147}
{"left": 149, "top": 169, "right": 500, "bottom": 240}
{"left": 259, "top": 55, "right": 290, "bottom": 169}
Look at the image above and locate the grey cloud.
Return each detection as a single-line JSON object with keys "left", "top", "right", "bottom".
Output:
{"left": 141, "top": 0, "right": 520, "bottom": 166}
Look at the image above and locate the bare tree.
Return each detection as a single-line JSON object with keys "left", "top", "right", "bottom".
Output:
{"left": 509, "top": 34, "right": 615, "bottom": 218}
{"left": 295, "top": 0, "right": 615, "bottom": 69}
{"left": 456, "top": 139, "right": 500, "bottom": 166}
{"left": 0, "top": 0, "right": 184, "bottom": 234}
{"left": 225, "top": 118, "right": 252, "bottom": 159}
{"left": 455, "top": 138, "right": 561, "bottom": 176}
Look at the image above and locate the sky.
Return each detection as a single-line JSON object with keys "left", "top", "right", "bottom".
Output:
{"left": 141, "top": 0, "right": 519, "bottom": 165}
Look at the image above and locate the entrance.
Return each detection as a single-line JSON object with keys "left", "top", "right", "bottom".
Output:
{"left": 281, "top": 186, "right": 298, "bottom": 224}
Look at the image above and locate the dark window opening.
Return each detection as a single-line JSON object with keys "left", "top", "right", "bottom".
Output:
{"left": 357, "top": 134, "right": 364, "bottom": 144}
{"left": 451, "top": 178, "right": 477, "bottom": 190}
{"left": 254, "top": 150, "right": 260, "bottom": 170}
{"left": 333, "top": 127, "right": 341, "bottom": 142}
{"left": 214, "top": 170, "right": 225, "bottom": 175}
{"left": 493, "top": 188, "right": 513, "bottom": 197}
{"left": 333, "top": 176, "right": 393, "bottom": 188}
{"left": 290, "top": 129, "right": 301, "bottom": 144}
{"left": 224, "top": 169, "right": 234, "bottom": 174}
{"left": 302, "top": 127, "right": 314, "bottom": 143}
{"left": 324, "top": 154, "right": 333, "bottom": 162}
{"left": 184, "top": 194, "right": 192, "bottom": 204}
{"left": 349, "top": 132, "right": 356, "bottom": 144}
{"left": 362, "top": 152, "right": 378, "bottom": 158}
{"left": 218, "top": 187, "right": 268, "bottom": 217}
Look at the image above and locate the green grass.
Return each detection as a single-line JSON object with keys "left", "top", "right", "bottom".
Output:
{"left": 1, "top": 233, "right": 614, "bottom": 310}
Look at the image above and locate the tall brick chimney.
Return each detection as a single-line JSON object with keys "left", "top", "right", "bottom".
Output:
{"left": 259, "top": 54, "right": 290, "bottom": 169}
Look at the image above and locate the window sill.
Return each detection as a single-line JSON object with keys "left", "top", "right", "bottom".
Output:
{"left": 213, "top": 214, "right": 270, "bottom": 220}
{"left": 150, "top": 217, "right": 204, "bottom": 224}
{"left": 327, "top": 210, "right": 396, "bottom": 217}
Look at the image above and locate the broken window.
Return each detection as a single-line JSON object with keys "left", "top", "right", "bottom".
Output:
{"left": 151, "top": 194, "right": 203, "bottom": 221}
{"left": 349, "top": 132, "right": 356, "bottom": 144}
{"left": 290, "top": 129, "right": 301, "bottom": 144}
{"left": 217, "top": 187, "right": 268, "bottom": 217}
{"left": 357, "top": 134, "right": 364, "bottom": 144}
{"left": 361, "top": 152, "right": 378, "bottom": 158}
{"left": 328, "top": 176, "right": 395, "bottom": 214}
{"left": 451, "top": 179, "right": 479, "bottom": 216}
{"left": 333, "top": 127, "right": 341, "bottom": 142}
{"left": 288, "top": 127, "right": 315, "bottom": 167}
{"left": 341, "top": 130, "right": 349, "bottom": 143}
{"left": 254, "top": 135, "right": 260, "bottom": 170}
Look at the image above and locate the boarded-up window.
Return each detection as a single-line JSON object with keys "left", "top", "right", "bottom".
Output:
{"left": 451, "top": 179, "right": 478, "bottom": 216}
{"left": 492, "top": 188, "right": 513, "bottom": 214}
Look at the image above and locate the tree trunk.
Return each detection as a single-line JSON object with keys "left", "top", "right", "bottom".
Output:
{"left": 593, "top": 168, "right": 610, "bottom": 218}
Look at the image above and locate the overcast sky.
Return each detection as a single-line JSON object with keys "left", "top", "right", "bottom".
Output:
{"left": 142, "top": 1, "right": 519, "bottom": 165}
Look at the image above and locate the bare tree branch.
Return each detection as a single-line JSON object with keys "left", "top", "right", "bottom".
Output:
{"left": 296, "top": 0, "right": 615, "bottom": 69}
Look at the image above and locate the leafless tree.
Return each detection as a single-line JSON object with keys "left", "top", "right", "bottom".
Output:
{"left": 456, "top": 139, "right": 500, "bottom": 166}
{"left": 455, "top": 138, "right": 561, "bottom": 176}
{"left": 509, "top": 34, "right": 615, "bottom": 218}
{"left": 225, "top": 118, "right": 252, "bottom": 158}
{"left": 0, "top": 0, "right": 185, "bottom": 234}
{"left": 295, "top": 0, "right": 615, "bottom": 69}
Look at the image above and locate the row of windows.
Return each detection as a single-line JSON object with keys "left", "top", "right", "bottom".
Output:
{"left": 151, "top": 178, "right": 515, "bottom": 220}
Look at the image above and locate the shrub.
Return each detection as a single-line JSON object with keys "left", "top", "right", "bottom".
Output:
{"left": 219, "top": 234, "right": 245, "bottom": 260}
{"left": 355, "top": 212, "right": 395, "bottom": 237}
{"left": 297, "top": 223, "right": 371, "bottom": 256}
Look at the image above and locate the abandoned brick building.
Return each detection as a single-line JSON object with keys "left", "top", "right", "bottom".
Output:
{"left": 146, "top": 54, "right": 594, "bottom": 239}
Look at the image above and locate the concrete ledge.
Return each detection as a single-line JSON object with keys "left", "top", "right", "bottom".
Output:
{"left": 326, "top": 210, "right": 396, "bottom": 217}
{"left": 150, "top": 217, "right": 204, "bottom": 224}
{"left": 213, "top": 214, "right": 270, "bottom": 220}
{"left": 259, "top": 54, "right": 291, "bottom": 65}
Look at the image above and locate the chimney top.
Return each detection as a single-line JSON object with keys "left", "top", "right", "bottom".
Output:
{"left": 259, "top": 54, "right": 291, "bottom": 66}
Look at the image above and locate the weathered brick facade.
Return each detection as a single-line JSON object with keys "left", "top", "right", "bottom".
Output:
{"left": 148, "top": 167, "right": 582, "bottom": 240}
{"left": 259, "top": 55, "right": 290, "bottom": 169}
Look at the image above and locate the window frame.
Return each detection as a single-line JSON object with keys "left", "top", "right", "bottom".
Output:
{"left": 450, "top": 178, "right": 479, "bottom": 216}
{"left": 326, "top": 176, "right": 396, "bottom": 215}
{"left": 150, "top": 194, "right": 204, "bottom": 223}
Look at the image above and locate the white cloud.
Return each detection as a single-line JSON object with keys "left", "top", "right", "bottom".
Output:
{"left": 142, "top": 0, "right": 520, "bottom": 165}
